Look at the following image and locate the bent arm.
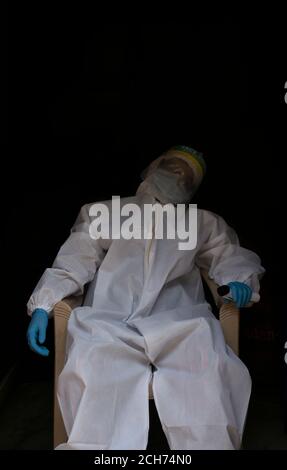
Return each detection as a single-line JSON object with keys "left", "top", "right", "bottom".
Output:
{"left": 196, "top": 210, "right": 265, "bottom": 294}
{"left": 27, "top": 204, "right": 107, "bottom": 317}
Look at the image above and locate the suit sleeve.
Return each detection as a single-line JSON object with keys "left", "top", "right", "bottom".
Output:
{"left": 27, "top": 204, "right": 108, "bottom": 317}
{"left": 195, "top": 210, "right": 265, "bottom": 293}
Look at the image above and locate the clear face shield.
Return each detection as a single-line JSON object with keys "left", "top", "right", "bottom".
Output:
{"left": 139, "top": 155, "right": 198, "bottom": 204}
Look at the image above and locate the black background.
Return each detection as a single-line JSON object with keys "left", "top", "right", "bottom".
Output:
{"left": 1, "top": 21, "right": 286, "bottom": 429}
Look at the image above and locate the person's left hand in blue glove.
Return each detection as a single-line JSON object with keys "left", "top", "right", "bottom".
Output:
{"left": 226, "top": 281, "right": 252, "bottom": 308}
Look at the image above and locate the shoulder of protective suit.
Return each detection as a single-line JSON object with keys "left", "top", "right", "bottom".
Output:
{"left": 78, "top": 200, "right": 113, "bottom": 217}
{"left": 197, "top": 208, "right": 223, "bottom": 221}
{"left": 197, "top": 209, "right": 240, "bottom": 245}
{"left": 197, "top": 208, "right": 232, "bottom": 231}
{"left": 78, "top": 196, "right": 139, "bottom": 218}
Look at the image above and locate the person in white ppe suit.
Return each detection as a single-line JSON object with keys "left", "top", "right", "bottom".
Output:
{"left": 27, "top": 145, "right": 265, "bottom": 450}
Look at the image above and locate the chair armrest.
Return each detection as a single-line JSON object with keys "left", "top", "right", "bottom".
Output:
{"left": 200, "top": 269, "right": 239, "bottom": 356}
{"left": 53, "top": 295, "right": 83, "bottom": 319}
{"left": 53, "top": 295, "right": 83, "bottom": 448}
{"left": 219, "top": 303, "right": 239, "bottom": 356}
{"left": 53, "top": 295, "right": 83, "bottom": 375}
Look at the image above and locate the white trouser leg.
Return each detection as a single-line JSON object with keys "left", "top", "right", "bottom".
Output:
{"left": 55, "top": 324, "right": 152, "bottom": 450}
{"left": 150, "top": 317, "right": 252, "bottom": 450}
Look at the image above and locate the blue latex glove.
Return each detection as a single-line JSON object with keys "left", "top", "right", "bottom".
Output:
{"left": 226, "top": 281, "right": 252, "bottom": 308}
{"left": 27, "top": 308, "right": 49, "bottom": 356}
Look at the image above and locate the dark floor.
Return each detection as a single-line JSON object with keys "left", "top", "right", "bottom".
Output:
{"left": 0, "top": 357, "right": 286, "bottom": 450}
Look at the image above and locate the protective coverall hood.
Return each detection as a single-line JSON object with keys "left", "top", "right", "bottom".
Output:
{"left": 138, "top": 145, "right": 206, "bottom": 203}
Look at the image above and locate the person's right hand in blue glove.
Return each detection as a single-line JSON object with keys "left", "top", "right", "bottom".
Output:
{"left": 27, "top": 308, "right": 49, "bottom": 356}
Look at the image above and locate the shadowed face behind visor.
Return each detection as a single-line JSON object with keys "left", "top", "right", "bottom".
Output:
{"left": 141, "top": 157, "right": 196, "bottom": 204}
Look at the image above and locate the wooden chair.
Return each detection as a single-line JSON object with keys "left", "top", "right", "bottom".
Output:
{"left": 53, "top": 269, "right": 240, "bottom": 448}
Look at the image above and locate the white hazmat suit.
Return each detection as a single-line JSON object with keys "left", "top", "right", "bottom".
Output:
{"left": 27, "top": 190, "right": 264, "bottom": 450}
